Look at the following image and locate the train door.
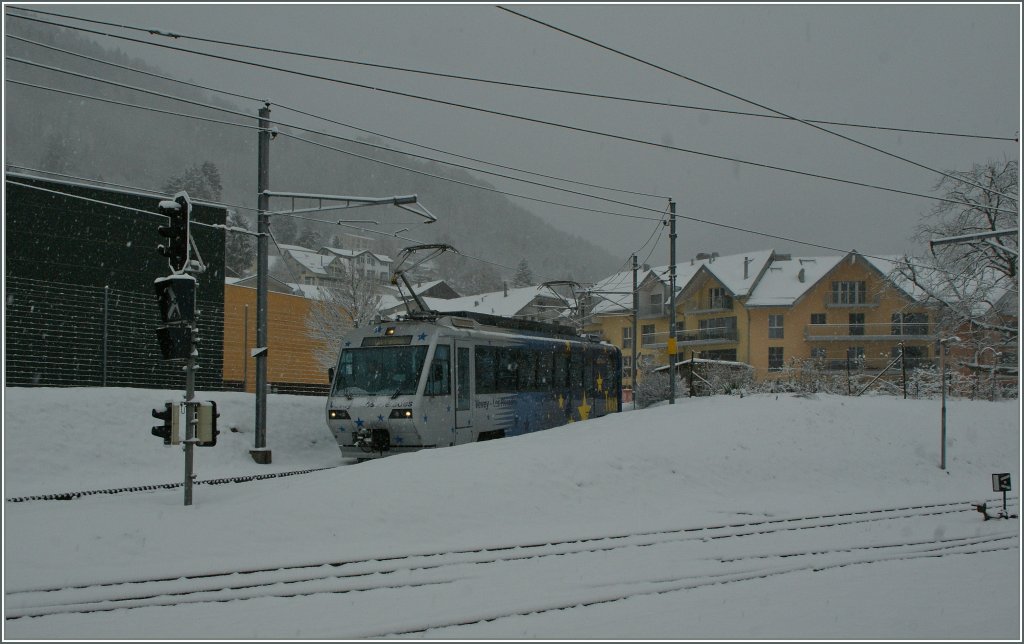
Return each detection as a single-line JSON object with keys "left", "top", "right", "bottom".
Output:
{"left": 454, "top": 341, "right": 473, "bottom": 443}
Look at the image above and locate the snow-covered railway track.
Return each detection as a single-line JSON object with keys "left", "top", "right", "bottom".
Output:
{"left": 6, "top": 498, "right": 1014, "bottom": 624}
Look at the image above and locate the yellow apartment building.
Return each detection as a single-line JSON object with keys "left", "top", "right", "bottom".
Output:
{"left": 587, "top": 250, "right": 939, "bottom": 389}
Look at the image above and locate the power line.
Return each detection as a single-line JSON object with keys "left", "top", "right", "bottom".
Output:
{"left": 498, "top": 6, "right": 1021, "bottom": 204}
{"left": 5, "top": 173, "right": 993, "bottom": 290}
{"left": 9, "top": 7, "right": 1016, "bottom": 144}
{"left": 7, "top": 56, "right": 674, "bottom": 218}
{"left": 10, "top": 73, "right": 1017, "bottom": 268}
{"left": 8, "top": 10, "right": 1006, "bottom": 212}
{"left": 5, "top": 77, "right": 663, "bottom": 222}
{"left": 8, "top": 32, "right": 668, "bottom": 200}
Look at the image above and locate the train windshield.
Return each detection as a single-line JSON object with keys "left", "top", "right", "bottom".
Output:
{"left": 332, "top": 346, "right": 428, "bottom": 397}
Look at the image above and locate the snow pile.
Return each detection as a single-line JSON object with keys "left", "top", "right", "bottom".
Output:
{"left": 2, "top": 387, "right": 1020, "bottom": 639}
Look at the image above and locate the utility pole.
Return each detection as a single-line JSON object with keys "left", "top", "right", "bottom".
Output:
{"left": 631, "top": 254, "right": 638, "bottom": 407}
{"left": 253, "top": 102, "right": 272, "bottom": 464}
{"left": 668, "top": 198, "right": 677, "bottom": 405}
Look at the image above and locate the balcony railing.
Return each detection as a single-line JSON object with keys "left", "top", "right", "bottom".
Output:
{"left": 805, "top": 322, "right": 934, "bottom": 341}
{"left": 640, "top": 304, "right": 667, "bottom": 319}
{"left": 676, "top": 327, "right": 739, "bottom": 345}
{"left": 684, "top": 296, "right": 733, "bottom": 315}
{"left": 824, "top": 294, "right": 880, "bottom": 308}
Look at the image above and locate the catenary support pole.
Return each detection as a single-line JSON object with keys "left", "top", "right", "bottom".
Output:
{"left": 631, "top": 254, "right": 638, "bottom": 408}
{"left": 253, "top": 103, "right": 272, "bottom": 464}
{"left": 668, "top": 199, "right": 677, "bottom": 405}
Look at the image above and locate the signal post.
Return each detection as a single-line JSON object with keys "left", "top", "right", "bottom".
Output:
{"left": 150, "top": 191, "right": 219, "bottom": 506}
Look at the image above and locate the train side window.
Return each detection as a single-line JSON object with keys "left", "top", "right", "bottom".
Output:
{"left": 518, "top": 349, "right": 538, "bottom": 391}
{"left": 475, "top": 346, "right": 497, "bottom": 394}
{"left": 584, "top": 353, "right": 595, "bottom": 393}
{"left": 569, "top": 350, "right": 584, "bottom": 389}
{"left": 553, "top": 350, "right": 568, "bottom": 388}
{"left": 497, "top": 347, "right": 518, "bottom": 392}
{"left": 537, "top": 350, "right": 553, "bottom": 391}
{"left": 425, "top": 344, "right": 451, "bottom": 396}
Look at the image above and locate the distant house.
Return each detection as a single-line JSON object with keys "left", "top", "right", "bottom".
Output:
{"left": 319, "top": 247, "right": 393, "bottom": 285}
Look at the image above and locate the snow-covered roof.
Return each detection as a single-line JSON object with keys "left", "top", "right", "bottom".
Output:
{"left": 319, "top": 247, "right": 393, "bottom": 265}
{"left": 744, "top": 256, "right": 845, "bottom": 307}
{"left": 588, "top": 251, "right": 775, "bottom": 316}
{"left": 283, "top": 248, "right": 337, "bottom": 275}
{"left": 431, "top": 285, "right": 568, "bottom": 318}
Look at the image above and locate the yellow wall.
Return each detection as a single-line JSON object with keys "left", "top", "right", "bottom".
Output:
{"left": 746, "top": 255, "right": 931, "bottom": 377}
{"left": 223, "top": 284, "right": 334, "bottom": 392}
{"left": 675, "top": 275, "right": 752, "bottom": 364}
{"left": 589, "top": 254, "right": 936, "bottom": 383}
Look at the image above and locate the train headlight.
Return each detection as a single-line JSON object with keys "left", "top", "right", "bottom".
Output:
{"left": 389, "top": 409, "right": 414, "bottom": 419}
{"left": 328, "top": 409, "right": 350, "bottom": 420}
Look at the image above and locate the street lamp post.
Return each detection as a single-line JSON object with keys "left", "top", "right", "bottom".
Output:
{"left": 938, "top": 336, "right": 960, "bottom": 470}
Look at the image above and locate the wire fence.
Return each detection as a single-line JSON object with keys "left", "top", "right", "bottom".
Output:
{"left": 5, "top": 276, "right": 224, "bottom": 390}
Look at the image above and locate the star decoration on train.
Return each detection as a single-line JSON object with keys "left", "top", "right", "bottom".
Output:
{"left": 417, "top": 332, "right": 427, "bottom": 341}
{"left": 355, "top": 417, "right": 365, "bottom": 428}
{"left": 377, "top": 414, "right": 385, "bottom": 422}
{"left": 344, "top": 340, "right": 352, "bottom": 348}
{"left": 394, "top": 434, "right": 404, "bottom": 444}
{"left": 373, "top": 325, "right": 383, "bottom": 334}
{"left": 577, "top": 394, "right": 591, "bottom": 420}
{"left": 557, "top": 394, "right": 565, "bottom": 409}
{"left": 596, "top": 374, "right": 604, "bottom": 392}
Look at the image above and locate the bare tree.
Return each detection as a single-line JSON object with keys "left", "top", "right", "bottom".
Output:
{"left": 305, "top": 264, "right": 385, "bottom": 370}
{"left": 890, "top": 159, "right": 1018, "bottom": 351}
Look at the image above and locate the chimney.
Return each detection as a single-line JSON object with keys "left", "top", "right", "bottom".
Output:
{"left": 503, "top": 281, "right": 508, "bottom": 297}
{"left": 798, "top": 268, "right": 805, "bottom": 283}
{"left": 743, "top": 256, "right": 750, "bottom": 279}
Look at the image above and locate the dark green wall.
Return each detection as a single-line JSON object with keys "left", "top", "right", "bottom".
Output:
{"left": 5, "top": 174, "right": 227, "bottom": 389}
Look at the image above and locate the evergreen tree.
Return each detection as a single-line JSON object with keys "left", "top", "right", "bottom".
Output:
{"left": 162, "top": 161, "right": 223, "bottom": 201}
{"left": 295, "top": 223, "right": 325, "bottom": 250}
{"left": 271, "top": 214, "right": 299, "bottom": 246}
{"left": 224, "top": 210, "right": 256, "bottom": 275}
{"left": 512, "top": 259, "right": 534, "bottom": 288}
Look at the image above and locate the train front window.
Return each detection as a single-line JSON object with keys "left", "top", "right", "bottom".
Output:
{"left": 332, "top": 346, "right": 428, "bottom": 397}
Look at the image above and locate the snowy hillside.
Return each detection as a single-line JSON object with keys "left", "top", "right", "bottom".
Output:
{"left": 3, "top": 387, "right": 1020, "bottom": 639}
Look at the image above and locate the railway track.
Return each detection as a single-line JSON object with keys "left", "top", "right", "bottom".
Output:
{"left": 7, "top": 497, "right": 1017, "bottom": 635}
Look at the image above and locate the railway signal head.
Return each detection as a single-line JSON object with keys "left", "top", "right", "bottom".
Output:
{"left": 195, "top": 401, "right": 220, "bottom": 447}
{"left": 151, "top": 402, "right": 180, "bottom": 445}
{"left": 157, "top": 192, "right": 191, "bottom": 273}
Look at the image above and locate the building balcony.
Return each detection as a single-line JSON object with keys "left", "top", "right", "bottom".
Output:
{"left": 676, "top": 327, "right": 739, "bottom": 346}
{"left": 684, "top": 297, "right": 733, "bottom": 315}
{"left": 804, "top": 322, "right": 934, "bottom": 342}
{"left": 824, "top": 294, "right": 880, "bottom": 308}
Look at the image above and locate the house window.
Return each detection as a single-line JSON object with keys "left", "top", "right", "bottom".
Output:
{"left": 622, "top": 327, "right": 633, "bottom": 350}
{"left": 708, "top": 287, "right": 730, "bottom": 309}
{"left": 849, "top": 313, "right": 865, "bottom": 335}
{"left": 698, "top": 316, "right": 737, "bottom": 341}
{"left": 647, "top": 292, "right": 663, "bottom": 316}
{"left": 893, "top": 345, "right": 928, "bottom": 368}
{"left": 768, "top": 347, "right": 784, "bottom": 371}
{"left": 891, "top": 312, "right": 929, "bottom": 336}
{"left": 622, "top": 355, "right": 632, "bottom": 380}
{"left": 811, "top": 347, "right": 827, "bottom": 360}
{"left": 768, "top": 314, "right": 784, "bottom": 339}
{"left": 832, "top": 281, "right": 866, "bottom": 305}
{"left": 847, "top": 347, "right": 865, "bottom": 363}
{"left": 641, "top": 324, "right": 658, "bottom": 346}
{"left": 810, "top": 313, "right": 826, "bottom": 325}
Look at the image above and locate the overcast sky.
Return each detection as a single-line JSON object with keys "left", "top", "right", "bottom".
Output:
{"left": 21, "top": 3, "right": 1024, "bottom": 266}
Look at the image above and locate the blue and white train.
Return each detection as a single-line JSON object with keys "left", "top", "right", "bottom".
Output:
{"left": 325, "top": 312, "right": 622, "bottom": 460}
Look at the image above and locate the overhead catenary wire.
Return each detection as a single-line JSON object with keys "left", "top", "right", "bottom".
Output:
{"left": 498, "top": 6, "right": 1020, "bottom": 204}
{"left": 7, "top": 10, "right": 1012, "bottom": 213}
{"left": 7, "top": 33, "right": 668, "bottom": 200}
{"left": 9, "top": 54, "right": 669, "bottom": 214}
{"left": 6, "top": 174, "right": 1009, "bottom": 297}
{"left": 8, "top": 8, "right": 1016, "bottom": 144}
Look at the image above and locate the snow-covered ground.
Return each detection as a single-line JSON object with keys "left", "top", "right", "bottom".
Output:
{"left": 2, "top": 387, "right": 1020, "bottom": 639}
